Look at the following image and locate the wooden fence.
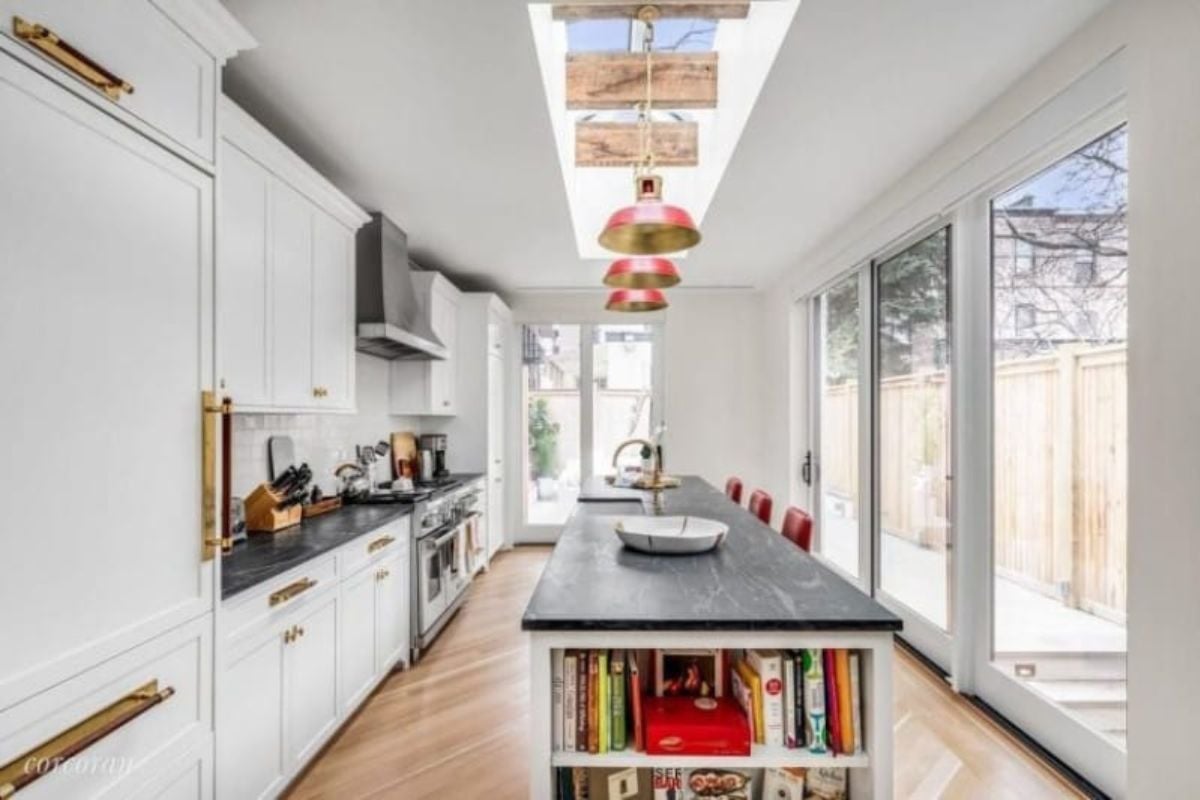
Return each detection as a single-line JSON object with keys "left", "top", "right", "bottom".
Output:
{"left": 820, "top": 344, "right": 1127, "bottom": 620}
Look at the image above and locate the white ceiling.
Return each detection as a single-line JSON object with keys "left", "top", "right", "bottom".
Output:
{"left": 222, "top": 0, "right": 1110, "bottom": 292}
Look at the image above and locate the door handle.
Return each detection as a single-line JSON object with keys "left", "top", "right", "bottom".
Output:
{"left": 801, "top": 450, "right": 813, "bottom": 487}
{"left": 12, "top": 17, "right": 134, "bottom": 102}
{"left": 202, "top": 391, "right": 233, "bottom": 560}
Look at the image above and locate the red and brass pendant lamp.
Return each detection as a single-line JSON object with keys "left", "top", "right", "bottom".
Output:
{"left": 599, "top": 5, "right": 700, "bottom": 312}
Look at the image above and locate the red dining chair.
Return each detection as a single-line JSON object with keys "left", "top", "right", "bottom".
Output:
{"left": 781, "top": 506, "right": 814, "bottom": 552}
{"left": 724, "top": 477, "right": 744, "bottom": 505}
{"left": 748, "top": 490, "right": 773, "bottom": 525}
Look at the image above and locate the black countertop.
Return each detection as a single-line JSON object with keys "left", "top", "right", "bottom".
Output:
{"left": 221, "top": 472, "right": 485, "bottom": 600}
{"left": 521, "top": 477, "right": 902, "bottom": 632}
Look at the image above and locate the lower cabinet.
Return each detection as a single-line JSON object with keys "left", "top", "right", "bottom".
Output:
{"left": 218, "top": 588, "right": 338, "bottom": 800}
{"left": 283, "top": 596, "right": 339, "bottom": 767}
{"left": 218, "top": 519, "right": 411, "bottom": 799}
{"left": 339, "top": 550, "right": 409, "bottom": 711}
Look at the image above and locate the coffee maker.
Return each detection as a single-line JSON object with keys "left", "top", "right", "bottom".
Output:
{"left": 419, "top": 434, "right": 449, "bottom": 481}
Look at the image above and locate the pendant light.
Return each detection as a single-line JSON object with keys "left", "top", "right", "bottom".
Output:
{"left": 597, "top": 6, "right": 701, "bottom": 257}
{"left": 605, "top": 288, "right": 669, "bottom": 312}
{"left": 603, "top": 256, "right": 681, "bottom": 289}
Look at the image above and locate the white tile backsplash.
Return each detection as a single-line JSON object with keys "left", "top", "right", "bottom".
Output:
{"left": 231, "top": 354, "right": 425, "bottom": 498}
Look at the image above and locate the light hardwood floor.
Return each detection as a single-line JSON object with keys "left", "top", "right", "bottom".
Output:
{"left": 285, "top": 547, "right": 1083, "bottom": 800}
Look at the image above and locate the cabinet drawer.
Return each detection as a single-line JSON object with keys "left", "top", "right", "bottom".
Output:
{"left": 221, "top": 556, "right": 337, "bottom": 644}
{"left": 0, "top": 0, "right": 216, "bottom": 162}
{"left": 339, "top": 516, "right": 411, "bottom": 578}
{"left": 0, "top": 617, "right": 209, "bottom": 800}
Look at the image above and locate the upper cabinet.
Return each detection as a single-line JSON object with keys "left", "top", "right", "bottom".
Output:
{"left": 0, "top": 0, "right": 253, "bottom": 168}
{"left": 390, "top": 273, "right": 462, "bottom": 416}
{"left": 218, "top": 97, "right": 368, "bottom": 413}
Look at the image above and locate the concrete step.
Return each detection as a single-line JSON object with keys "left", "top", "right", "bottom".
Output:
{"left": 1026, "top": 679, "right": 1127, "bottom": 706}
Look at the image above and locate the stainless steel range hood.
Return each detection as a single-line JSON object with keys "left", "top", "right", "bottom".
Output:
{"left": 356, "top": 213, "right": 447, "bottom": 360}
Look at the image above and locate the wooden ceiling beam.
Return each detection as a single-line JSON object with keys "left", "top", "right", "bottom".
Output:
{"left": 552, "top": 2, "right": 750, "bottom": 20}
{"left": 566, "top": 52, "right": 717, "bottom": 110}
{"left": 576, "top": 120, "right": 698, "bottom": 167}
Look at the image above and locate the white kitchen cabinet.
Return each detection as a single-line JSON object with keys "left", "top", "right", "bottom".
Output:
{"left": 442, "top": 294, "right": 512, "bottom": 562}
{"left": 389, "top": 272, "right": 461, "bottom": 415}
{"left": 284, "top": 593, "right": 339, "bottom": 767}
{"left": 0, "top": 48, "right": 224, "bottom": 705}
{"left": 311, "top": 212, "right": 355, "bottom": 409}
{"left": 219, "top": 631, "right": 286, "bottom": 800}
{"left": 218, "top": 97, "right": 367, "bottom": 414}
{"left": 338, "top": 563, "right": 379, "bottom": 712}
{"left": 220, "top": 520, "right": 410, "bottom": 799}
{"left": 217, "top": 141, "right": 272, "bottom": 406}
{"left": 0, "top": 0, "right": 249, "bottom": 166}
{"left": 487, "top": 350, "right": 506, "bottom": 559}
{"left": 269, "top": 180, "right": 316, "bottom": 408}
{"left": 374, "top": 551, "right": 410, "bottom": 672}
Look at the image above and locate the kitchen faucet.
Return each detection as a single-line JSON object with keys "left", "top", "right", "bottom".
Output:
{"left": 612, "top": 437, "right": 666, "bottom": 514}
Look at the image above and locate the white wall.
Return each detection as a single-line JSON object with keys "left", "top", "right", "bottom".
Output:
{"left": 1125, "top": 2, "right": 1200, "bottom": 797}
{"left": 231, "top": 354, "right": 424, "bottom": 498}
{"left": 509, "top": 289, "right": 768, "bottom": 509}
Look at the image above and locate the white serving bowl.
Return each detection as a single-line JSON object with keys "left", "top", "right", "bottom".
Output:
{"left": 614, "top": 516, "right": 728, "bottom": 554}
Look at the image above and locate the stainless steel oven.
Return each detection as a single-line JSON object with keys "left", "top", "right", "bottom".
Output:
{"left": 410, "top": 484, "right": 474, "bottom": 661}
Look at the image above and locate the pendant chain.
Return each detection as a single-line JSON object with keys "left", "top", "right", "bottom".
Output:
{"left": 637, "top": 10, "right": 656, "bottom": 177}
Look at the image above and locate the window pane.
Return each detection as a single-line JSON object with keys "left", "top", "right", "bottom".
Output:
{"left": 991, "top": 126, "right": 1128, "bottom": 748}
{"left": 877, "top": 227, "right": 952, "bottom": 631}
{"left": 523, "top": 324, "right": 582, "bottom": 525}
{"left": 817, "top": 276, "right": 861, "bottom": 578}
{"left": 593, "top": 324, "right": 655, "bottom": 477}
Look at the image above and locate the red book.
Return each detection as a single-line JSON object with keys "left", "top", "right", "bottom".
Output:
{"left": 575, "top": 650, "right": 588, "bottom": 751}
{"left": 629, "top": 651, "right": 645, "bottom": 751}
{"left": 643, "top": 696, "right": 752, "bottom": 756}
{"left": 823, "top": 649, "right": 841, "bottom": 754}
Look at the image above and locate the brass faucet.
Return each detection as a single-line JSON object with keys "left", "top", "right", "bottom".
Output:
{"left": 612, "top": 438, "right": 665, "bottom": 514}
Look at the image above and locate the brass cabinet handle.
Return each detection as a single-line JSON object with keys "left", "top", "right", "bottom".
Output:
{"left": 367, "top": 535, "right": 395, "bottom": 554}
{"left": 269, "top": 578, "right": 317, "bottom": 608}
{"left": 0, "top": 680, "right": 173, "bottom": 797}
{"left": 11, "top": 17, "right": 134, "bottom": 102}
{"left": 376, "top": 569, "right": 390, "bottom": 581}
{"left": 202, "top": 391, "right": 233, "bottom": 561}
{"left": 283, "top": 627, "right": 294, "bottom": 644}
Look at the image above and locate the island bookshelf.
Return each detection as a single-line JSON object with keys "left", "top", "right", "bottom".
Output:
{"left": 528, "top": 629, "right": 894, "bottom": 799}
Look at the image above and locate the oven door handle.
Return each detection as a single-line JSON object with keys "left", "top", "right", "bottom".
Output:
{"left": 424, "top": 525, "right": 459, "bottom": 550}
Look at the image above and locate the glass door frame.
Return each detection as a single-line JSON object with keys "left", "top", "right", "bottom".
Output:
{"left": 959, "top": 111, "right": 1128, "bottom": 797}
{"left": 870, "top": 219, "right": 956, "bottom": 670}
{"left": 807, "top": 267, "right": 874, "bottom": 594}
{"left": 518, "top": 321, "right": 665, "bottom": 541}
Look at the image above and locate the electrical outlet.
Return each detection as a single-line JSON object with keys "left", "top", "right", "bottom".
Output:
{"left": 608, "top": 767, "right": 639, "bottom": 799}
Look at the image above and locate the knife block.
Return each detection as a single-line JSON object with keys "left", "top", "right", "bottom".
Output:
{"left": 245, "top": 483, "right": 302, "bottom": 534}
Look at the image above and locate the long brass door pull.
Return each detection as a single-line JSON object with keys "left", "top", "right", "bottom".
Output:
{"left": 0, "top": 680, "right": 173, "bottom": 797}
{"left": 11, "top": 17, "right": 134, "bottom": 102}
{"left": 269, "top": 578, "right": 318, "bottom": 608}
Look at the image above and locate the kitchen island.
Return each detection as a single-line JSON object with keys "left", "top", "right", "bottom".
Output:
{"left": 522, "top": 477, "right": 901, "bottom": 798}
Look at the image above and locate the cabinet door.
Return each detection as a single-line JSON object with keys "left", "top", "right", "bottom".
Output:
{"left": 487, "top": 354, "right": 505, "bottom": 557}
{"left": 270, "top": 180, "right": 315, "bottom": 409}
{"left": 217, "top": 142, "right": 271, "bottom": 405}
{"left": 429, "top": 289, "right": 457, "bottom": 413}
{"left": 284, "top": 592, "right": 339, "bottom": 767}
{"left": 339, "top": 565, "right": 377, "bottom": 712}
{"left": 219, "top": 634, "right": 286, "bottom": 800}
{"left": 0, "top": 54, "right": 211, "bottom": 689}
{"left": 374, "top": 552, "right": 409, "bottom": 672}
{"left": 311, "top": 213, "right": 353, "bottom": 410}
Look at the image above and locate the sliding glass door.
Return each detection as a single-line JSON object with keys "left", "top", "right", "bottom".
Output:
{"left": 985, "top": 126, "right": 1128, "bottom": 762}
{"left": 875, "top": 227, "right": 953, "bottom": 654}
{"left": 805, "top": 120, "right": 1128, "bottom": 794}
{"left": 813, "top": 274, "right": 867, "bottom": 585}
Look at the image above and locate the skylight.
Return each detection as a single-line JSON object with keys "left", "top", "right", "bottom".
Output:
{"left": 531, "top": 1, "right": 800, "bottom": 261}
